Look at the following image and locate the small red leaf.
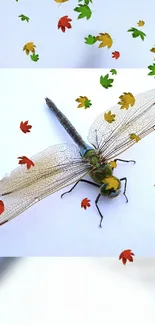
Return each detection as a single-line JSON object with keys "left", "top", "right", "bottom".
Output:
{"left": 20, "top": 120, "right": 32, "bottom": 133}
{"left": 119, "top": 249, "right": 135, "bottom": 265}
{"left": 81, "top": 198, "right": 91, "bottom": 210}
{"left": 0, "top": 200, "right": 5, "bottom": 215}
{"left": 18, "top": 156, "right": 34, "bottom": 170}
{"left": 58, "top": 15, "right": 72, "bottom": 33}
{"left": 112, "top": 51, "right": 120, "bottom": 59}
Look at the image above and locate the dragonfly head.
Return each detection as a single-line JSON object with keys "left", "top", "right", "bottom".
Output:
{"left": 100, "top": 176, "right": 121, "bottom": 198}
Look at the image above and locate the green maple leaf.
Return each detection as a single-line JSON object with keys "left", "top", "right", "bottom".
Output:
{"left": 127, "top": 27, "right": 146, "bottom": 41}
{"left": 84, "top": 99, "right": 92, "bottom": 108}
{"left": 19, "top": 14, "right": 30, "bottom": 22}
{"left": 78, "top": 0, "right": 92, "bottom": 4}
{"left": 84, "top": 35, "right": 96, "bottom": 45}
{"left": 100, "top": 74, "right": 114, "bottom": 89}
{"left": 110, "top": 69, "right": 117, "bottom": 75}
{"left": 30, "top": 54, "right": 39, "bottom": 62}
{"left": 148, "top": 64, "right": 155, "bottom": 76}
{"left": 74, "top": 4, "right": 92, "bottom": 20}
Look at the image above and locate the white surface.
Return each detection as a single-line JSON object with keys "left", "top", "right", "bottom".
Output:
{"left": 1, "top": 0, "right": 155, "bottom": 68}
{"left": 0, "top": 258, "right": 155, "bottom": 325}
{"left": 0, "top": 69, "right": 155, "bottom": 256}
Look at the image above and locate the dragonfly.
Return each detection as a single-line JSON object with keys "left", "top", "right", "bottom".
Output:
{"left": 0, "top": 88, "right": 155, "bottom": 227}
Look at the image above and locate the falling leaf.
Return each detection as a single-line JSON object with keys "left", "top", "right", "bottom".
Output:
{"left": 81, "top": 198, "right": 91, "bottom": 209}
{"left": 118, "top": 92, "right": 135, "bottom": 110}
{"left": 137, "top": 20, "right": 145, "bottom": 27}
{"left": 119, "top": 249, "right": 135, "bottom": 265}
{"left": 75, "top": 96, "right": 92, "bottom": 109}
{"left": 148, "top": 64, "right": 155, "bottom": 76}
{"left": 109, "top": 161, "right": 117, "bottom": 169}
{"left": 58, "top": 16, "right": 72, "bottom": 32}
{"left": 110, "top": 69, "right": 117, "bottom": 75}
{"left": 96, "top": 33, "right": 113, "bottom": 48}
{"left": 130, "top": 133, "right": 140, "bottom": 142}
{"left": 85, "top": 35, "right": 97, "bottom": 45}
{"left": 23, "top": 42, "right": 36, "bottom": 55}
{"left": 74, "top": 4, "right": 92, "bottom": 20}
{"left": 103, "top": 176, "right": 119, "bottom": 191}
{"left": 104, "top": 111, "right": 116, "bottom": 123}
{"left": 100, "top": 74, "right": 114, "bottom": 89}
{"left": 127, "top": 27, "right": 146, "bottom": 41}
{"left": 20, "top": 120, "right": 32, "bottom": 133}
{"left": 0, "top": 200, "right": 5, "bottom": 215}
{"left": 18, "top": 14, "right": 30, "bottom": 22}
{"left": 112, "top": 51, "right": 120, "bottom": 59}
{"left": 18, "top": 156, "right": 34, "bottom": 170}
{"left": 54, "top": 0, "right": 68, "bottom": 2}
{"left": 30, "top": 54, "right": 39, "bottom": 62}
{"left": 150, "top": 47, "right": 155, "bottom": 53}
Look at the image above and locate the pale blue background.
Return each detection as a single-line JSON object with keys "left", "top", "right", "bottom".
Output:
{"left": 1, "top": 0, "right": 155, "bottom": 68}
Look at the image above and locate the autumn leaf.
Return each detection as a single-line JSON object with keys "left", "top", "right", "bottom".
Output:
{"left": 54, "top": 0, "right": 68, "bottom": 2}
{"left": 18, "top": 156, "right": 34, "bottom": 170}
{"left": 0, "top": 200, "right": 5, "bottom": 215}
{"left": 100, "top": 74, "right": 114, "bottom": 89}
{"left": 148, "top": 64, "right": 155, "bottom": 76}
{"left": 150, "top": 47, "right": 155, "bottom": 53}
{"left": 103, "top": 176, "right": 119, "bottom": 191}
{"left": 23, "top": 42, "right": 36, "bottom": 55}
{"left": 20, "top": 120, "right": 32, "bottom": 133}
{"left": 130, "top": 133, "right": 140, "bottom": 142}
{"left": 110, "top": 69, "right": 117, "bottom": 75}
{"left": 112, "top": 51, "right": 120, "bottom": 59}
{"left": 75, "top": 96, "right": 92, "bottom": 109}
{"left": 118, "top": 92, "right": 135, "bottom": 110}
{"left": 127, "top": 27, "right": 146, "bottom": 41}
{"left": 96, "top": 33, "right": 113, "bottom": 48}
{"left": 18, "top": 14, "right": 30, "bottom": 22}
{"left": 85, "top": 35, "right": 97, "bottom": 45}
{"left": 74, "top": 4, "right": 92, "bottom": 20}
{"left": 137, "top": 20, "right": 145, "bottom": 27}
{"left": 58, "top": 16, "right": 72, "bottom": 32}
{"left": 104, "top": 110, "right": 116, "bottom": 123}
{"left": 119, "top": 249, "right": 135, "bottom": 265}
{"left": 109, "top": 161, "right": 117, "bottom": 169}
{"left": 81, "top": 198, "right": 91, "bottom": 209}
{"left": 30, "top": 54, "right": 39, "bottom": 62}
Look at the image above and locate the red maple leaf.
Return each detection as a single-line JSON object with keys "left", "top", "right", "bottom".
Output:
{"left": 81, "top": 198, "right": 91, "bottom": 210}
{"left": 112, "top": 51, "right": 120, "bottom": 59}
{"left": 119, "top": 249, "right": 135, "bottom": 265}
{"left": 58, "top": 15, "right": 72, "bottom": 33}
{"left": 0, "top": 200, "right": 5, "bottom": 215}
{"left": 20, "top": 120, "right": 32, "bottom": 133}
{"left": 18, "top": 156, "right": 34, "bottom": 170}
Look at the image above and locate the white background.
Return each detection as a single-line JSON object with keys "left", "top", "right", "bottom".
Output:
{"left": 1, "top": 0, "right": 155, "bottom": 68}
{"left": 0, "top": 69, "right": 155, "bottom": 256}
{"left": 0, "top": 258, "right": 155, "bottom": 325}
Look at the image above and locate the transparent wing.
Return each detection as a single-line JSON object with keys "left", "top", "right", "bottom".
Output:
{"left": 0, "top": 144, "right": 91, "bottom": 225}
{"left": 88, "top": 88, "right": 155, "bottom": 161}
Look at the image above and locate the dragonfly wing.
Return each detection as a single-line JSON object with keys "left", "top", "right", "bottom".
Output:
{"left": 0, "top": 144, "right": 91, "bottom": 224}
{"left": 88, "top": 88, "right": 155, "bottom": 160}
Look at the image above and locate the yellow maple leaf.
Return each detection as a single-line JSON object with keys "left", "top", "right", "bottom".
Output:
{"left": 118, "top": 92, "right": 135, "bottom": 110}
{"left": 54, "top": 0, "right": 68, "bottom": 2}
{"left": 75, "top": 96, "right": 88, "bottom": 108}
{"left": 23, "top": 42, "right": 36, "bottom": 55}
{"left": 109, "top": 160, "right": 117, "bottom": 168}
{"left": 103, "top": 176, "right": 119, "bottom": 191}
{"left": 96, "top": 33, "right": 113, "bottom": 49}
{"left": 137, "top": 20, "right": 145, "bottom": 27}
{"left": 104, "top": 110, "right": 116, "bottom": 123}
{"left": 150, "top": 47, "right": 155, "bottom": 53}
{"left": 130, "top": 133, "right": 140, "bottom": 142}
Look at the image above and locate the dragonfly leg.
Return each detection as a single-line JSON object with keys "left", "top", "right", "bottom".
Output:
{"left": 114, "top": 158, "right": 136, "bottom": 164}
{"left": 120, "top": 177, "right": 128, "bottom": 203}
{"left": 95, "top": 193, "right": 103, "bottom": 228}
{"left": 61, "top": 179, "right": 100, "bottom": 198}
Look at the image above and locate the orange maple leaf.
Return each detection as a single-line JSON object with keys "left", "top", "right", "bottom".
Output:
{"left": 119, "top": 249, "right": 135, "bottom": 265}
{"left": 0, "top": 200, "right": 5, "bottom": 215}
{"left": 81, "top": 198, "right": 91, "bottom": 210}
{"left": 18, "top": 156, "right": 34, "bottom": 170}
{"left": 112, "top": 51, "right": 120, "bottom": 59}
{"left": 58, "top": 15, "right": 72, "bottom": 32}
{"left": 20, "top": 120, "right": 32, "bottom": 133}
